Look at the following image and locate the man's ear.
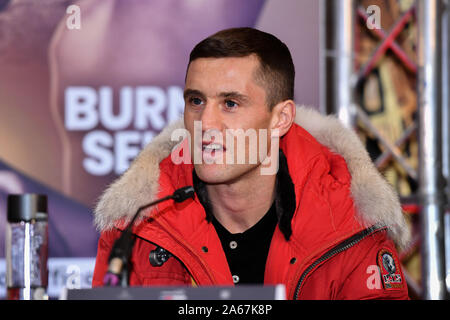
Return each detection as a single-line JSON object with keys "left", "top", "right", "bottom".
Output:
{"left": 270, "top": 100, "right": 296, "bottom": 137}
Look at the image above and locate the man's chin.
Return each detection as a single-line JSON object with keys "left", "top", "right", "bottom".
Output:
{"left": 193, "top": 163, "right": 260, "bottom": 185}
{"left": 194, "top": 164, "right": 229, "bottom": 185}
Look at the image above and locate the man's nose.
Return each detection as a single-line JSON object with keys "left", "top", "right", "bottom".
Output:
{"left": 200, "top": 102, "right": 222, "bottom": 131}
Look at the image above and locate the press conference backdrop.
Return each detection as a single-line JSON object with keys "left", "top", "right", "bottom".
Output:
{"left": 0, "top": 0, "right": 319, "bottom": 298}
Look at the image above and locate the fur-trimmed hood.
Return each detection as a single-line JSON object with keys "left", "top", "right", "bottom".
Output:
{"left": 94, "top": 105, "right": 410, "bottom": 249}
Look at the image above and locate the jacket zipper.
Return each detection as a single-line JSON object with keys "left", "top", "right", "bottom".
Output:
{"left": 293, "top": 224, "right": 386, "bottom": 300}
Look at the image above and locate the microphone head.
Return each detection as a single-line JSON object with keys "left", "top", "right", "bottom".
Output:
{"left": 172, "top": 186, "right": 195, "bottom": 203}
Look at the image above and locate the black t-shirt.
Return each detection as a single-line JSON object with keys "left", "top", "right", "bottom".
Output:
{"left": 211, "top": 201, "right": 278, "bottom": 285}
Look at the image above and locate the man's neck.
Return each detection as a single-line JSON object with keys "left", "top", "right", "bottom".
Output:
{"left": 206, "top": 170, "right": 276, "bottom": 234}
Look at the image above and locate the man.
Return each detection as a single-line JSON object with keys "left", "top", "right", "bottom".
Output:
{"left": 92, "top": 28, "right": 410, "bottom": 299}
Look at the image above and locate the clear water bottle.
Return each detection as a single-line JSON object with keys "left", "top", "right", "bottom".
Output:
{"left": 5, "top": 194, "right": 48, "bottom": 300}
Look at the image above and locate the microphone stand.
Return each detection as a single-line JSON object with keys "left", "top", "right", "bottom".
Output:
{"left": 103, "top": 186, "right": 194, "bottom": 287}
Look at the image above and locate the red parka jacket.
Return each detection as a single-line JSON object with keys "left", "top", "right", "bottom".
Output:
{"left": 92, "top": 106, "right": 410, "bottom": 300}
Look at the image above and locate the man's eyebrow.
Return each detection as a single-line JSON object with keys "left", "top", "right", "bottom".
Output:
{"left": 184, "top": 89, "right": 250, "bottom": 103}
{"left": 218, "top": 91, "right": 250, "bottom": 102}
{"left": 183, "top": 89, "right": 205, "bottom": 100}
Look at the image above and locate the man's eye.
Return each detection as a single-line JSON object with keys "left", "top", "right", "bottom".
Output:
{"left": 190, "top": 97, "right": 203, "bottom": 106}
{"left": 225, "top": 100, "right": 238, "bottom": 109}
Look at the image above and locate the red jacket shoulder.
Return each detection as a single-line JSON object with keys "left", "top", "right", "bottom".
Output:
{"left": 299, "top": 229, "right": 409, "bottom": 300}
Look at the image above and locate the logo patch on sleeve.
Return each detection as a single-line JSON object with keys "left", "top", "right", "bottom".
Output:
{"left": 377, "top": 248, "right": 404, "bottom": 290}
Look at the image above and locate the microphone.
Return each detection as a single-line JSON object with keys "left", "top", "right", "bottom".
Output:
{"left": 103, "top": 186, "right": 195, "bottom": 287}
{"left": 172, "top": 186, "right": 195, "bottom": 203}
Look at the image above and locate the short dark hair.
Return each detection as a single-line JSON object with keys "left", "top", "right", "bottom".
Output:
{"left": 187, "top": 27, "right": 295, "bottom": 109}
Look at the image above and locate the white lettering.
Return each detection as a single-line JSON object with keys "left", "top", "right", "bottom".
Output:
{"left": 66, "top": 5, "right": 81, "bottom": 30}
{"left": 169, "top": 125, "right": 280, "bottom": 175}
{"left": 260, "top": 130, "right": 279, "bottom": 176}
{"left": 170, "top": 129, "right": 191, "bottom": 165}
{"left": 167, "top": 86, "right": 185, "bottom": 123}
{"left": 64, "top": 86, "right": 184, "bottom": 176}
{"left": 82, "top": 130, "right": 113, "bottom": 175}
{"left": 135, "top": 87, "right": 166, "bottom": 130}
{"left": 65, "top": 265, "right": 81, "bottom": 289}
{"left": 366, "top": 5, "right": 381, "bottom": 30}
{"left": 99, "top": 86, "right": 133, "bottom": 130}
{"left": 226, "top": 128, "right": 258, "bottom": 165}
{"left": 366, "top": 265, "right": 382, "bottom": 289}
{"left": 65, "top": 87, "right": 98, "bottom": 130}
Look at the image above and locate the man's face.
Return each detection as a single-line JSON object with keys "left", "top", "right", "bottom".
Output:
{"left": 183, "top": 55, "right": 276, "bottom": 184}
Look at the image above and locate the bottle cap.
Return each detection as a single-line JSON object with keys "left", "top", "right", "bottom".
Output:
{"left": 7, "top": 194, "right": 48, "bottom": 222}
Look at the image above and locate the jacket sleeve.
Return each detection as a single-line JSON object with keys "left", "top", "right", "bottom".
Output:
{"left": 335, "top": 230, "right": 410, "bottom": 300}
{"left": 92, "top": 229, "right": 121, "bottom": 287}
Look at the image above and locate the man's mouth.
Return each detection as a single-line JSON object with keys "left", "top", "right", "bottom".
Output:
{"left": 201, "top": 141, "right": 226, "bottom": 161}
{"left": 202, "top": 142, "right": 225, "bottom": 152}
